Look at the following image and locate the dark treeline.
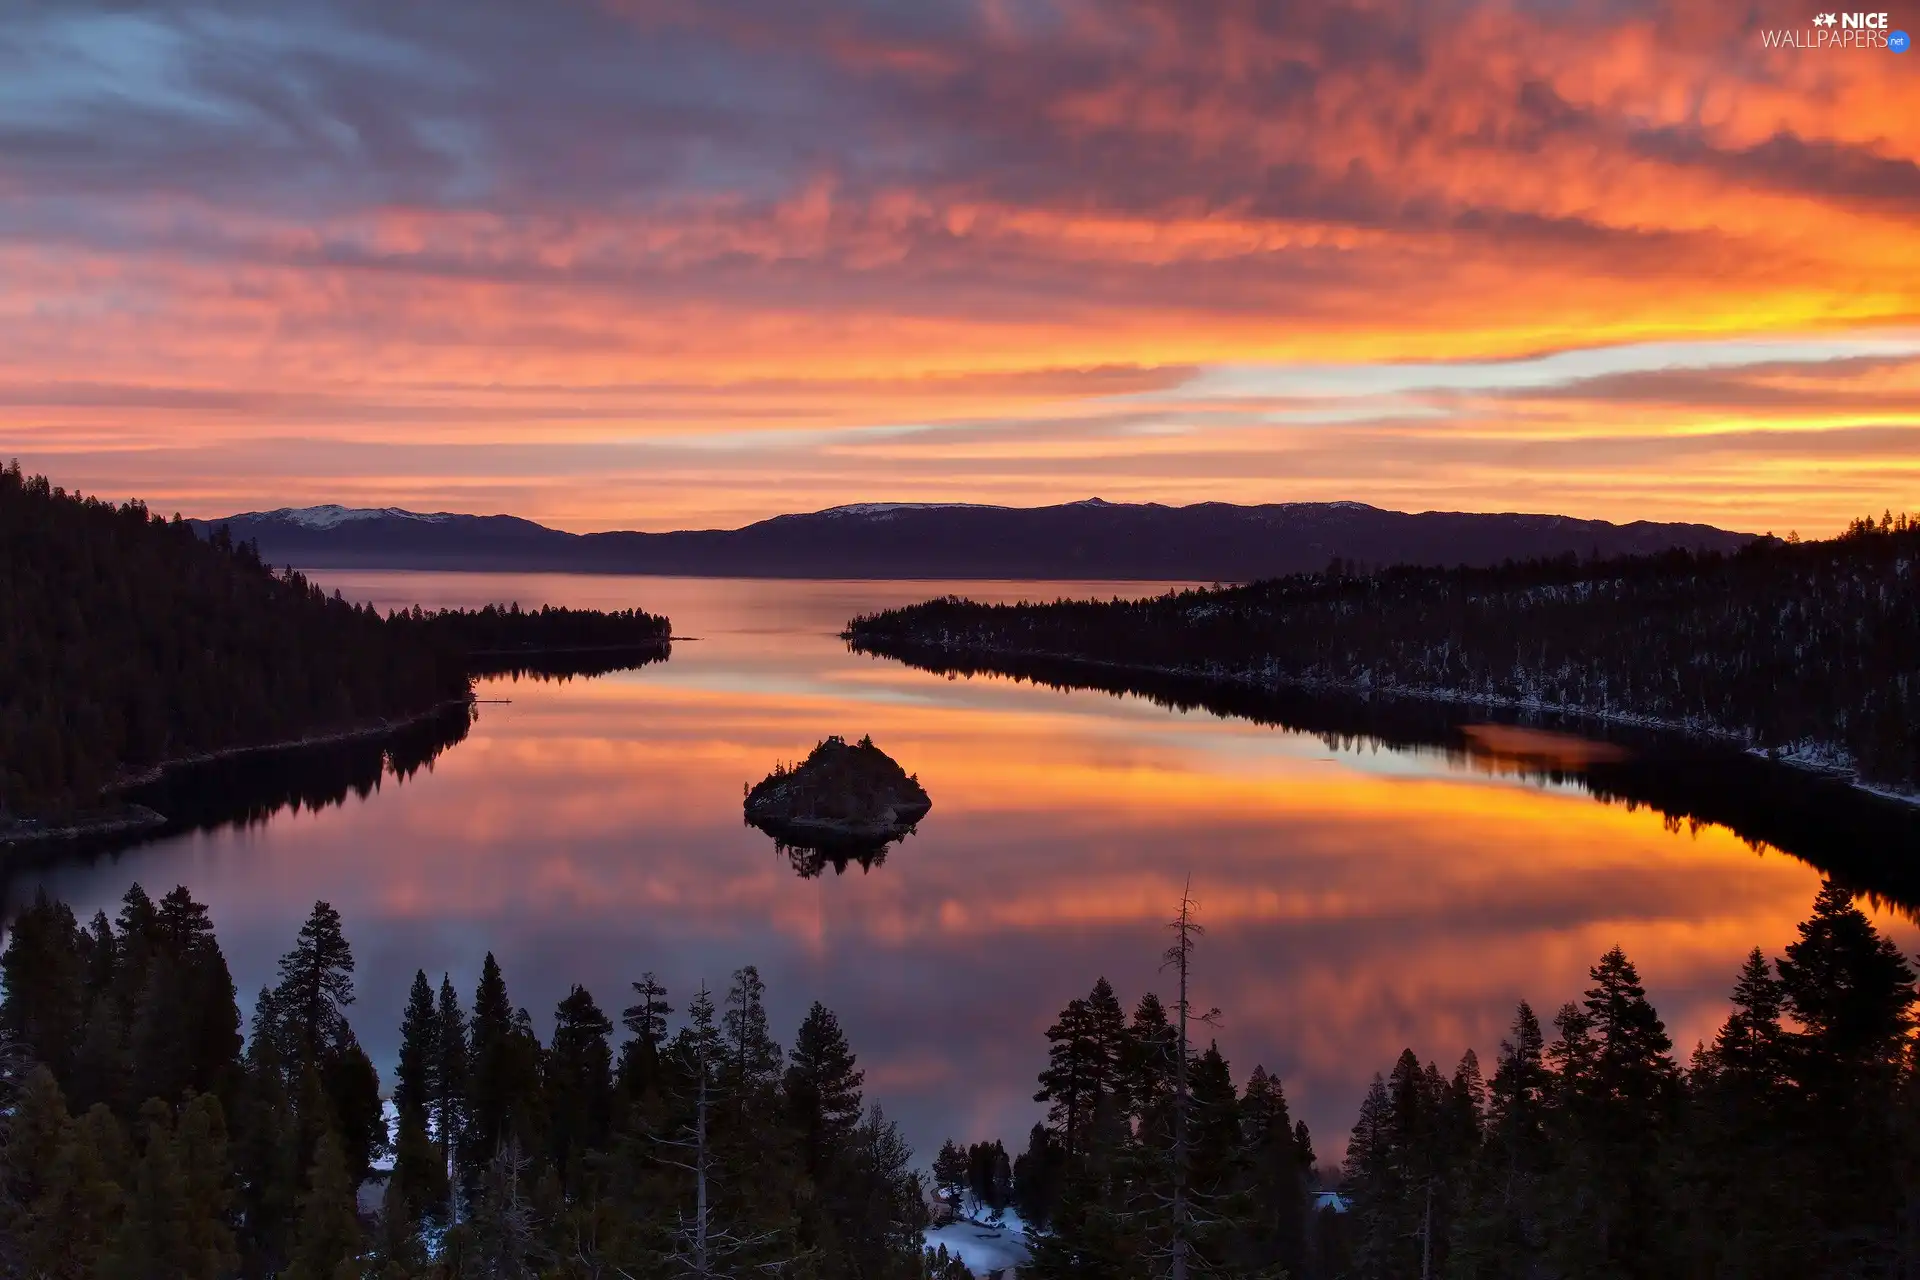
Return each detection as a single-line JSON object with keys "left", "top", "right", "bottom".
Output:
{"left": 847, "top": 514, "right": 1920, "bottom": 789}
{"left": 936, "top": 883, "right": 1920, "bottom": 1279}
{"left": 7, "top": 881, "right": 1919, "bottom": 1277}
{"left": 0, "top": 886, "right": 929, "bottom": 1278}
{"left": 832, "top": 642, "right": 1920, "bottom": 905}
{"left": 0, "top": 465, "right": 667, "bottom": 817}
{"left": 1333, "top": 881, "right": 1920, "bottom": 1279}
{"left": 398, "top": 603, "right": 671, "bottom": 658}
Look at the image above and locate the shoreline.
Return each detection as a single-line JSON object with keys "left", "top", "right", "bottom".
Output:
{"left": 849, "top": 636, "right": 1920, "bottom": 809}
{"left": 0, "top": 697, "right": 474, "bottom": 847}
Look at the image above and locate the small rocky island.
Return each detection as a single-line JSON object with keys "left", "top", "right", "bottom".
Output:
{"left": 744, "top": 736, "right": 932, "bottom": 873}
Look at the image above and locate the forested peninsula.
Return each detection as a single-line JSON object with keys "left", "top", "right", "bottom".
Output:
{"left": 847, "top": 516, "right": 1920, "bottom": 793}
{"left": 0, "top": 465, "right": 668, "bottom": 827}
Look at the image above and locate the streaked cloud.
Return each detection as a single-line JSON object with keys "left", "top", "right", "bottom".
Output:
{"left": 1, "top": 0, "right": 1915, "bottom": 530}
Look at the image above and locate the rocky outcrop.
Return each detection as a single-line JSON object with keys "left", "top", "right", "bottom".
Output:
{"left": 744, "top": 735, "right": 931, "bottom": 853}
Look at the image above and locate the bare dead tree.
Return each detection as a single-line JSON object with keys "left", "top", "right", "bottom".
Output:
{"left": 649, "top": 983, "right": 796, "bottom": 1279}
{"left": 1160, "top": 878, "right": 1221, "bottom": 1280}
{"left": 473, "top": 1135, "right": 549, "bottom": 1279}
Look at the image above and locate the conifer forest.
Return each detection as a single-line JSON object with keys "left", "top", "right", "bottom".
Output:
{"left": 847, "top": 517, "right": 1920, "bottom": 790}
{"left": 0, "top": 465, "right": 668, "bottom": 817}
{"left": 5, "top": 880, "right": 1920, "bottom": 1278}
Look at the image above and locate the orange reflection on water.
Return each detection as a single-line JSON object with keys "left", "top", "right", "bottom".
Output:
{"left": 16, "top": 573, "right": 1908, "bottom": 1163}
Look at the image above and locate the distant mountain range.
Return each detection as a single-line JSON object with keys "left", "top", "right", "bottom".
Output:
{"left": 187, "top": 499, "right": 1760, "bottom": 580}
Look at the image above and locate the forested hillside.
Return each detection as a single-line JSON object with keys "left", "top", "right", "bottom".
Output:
{"left": 954, "top": 883, "right": 1920, "bottom": 1279}
{"left": 0, "top": 466, "right": 670, "bottom": 818}
{"left": 8, "top": 880, "right": 1911, "bottom": 1277}
{"left": 0, "top": 887, "right": 927, "bottom": 1278}
{"left": 848, "top": 516, "right": 1920, "bottom": 789}
{"left": 0, "top": 465, "right": 468, "bottom": 815}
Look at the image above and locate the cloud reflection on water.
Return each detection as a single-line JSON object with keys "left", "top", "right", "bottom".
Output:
{"left": 14, "top": 572, "right": 1904, "bottom": 1163}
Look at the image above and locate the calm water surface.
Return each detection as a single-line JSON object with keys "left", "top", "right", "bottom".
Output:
{"left": 15, "top": 572, "right": 1909, "bottom": 1164}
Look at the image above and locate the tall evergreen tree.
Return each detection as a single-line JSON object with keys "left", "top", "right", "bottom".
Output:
{"left": 464, "top": 953, "right": 543, "bottom": 1198}
{"left": 0, "top": 892, "right": 86, "bottom": 1085}
{"left": 1776, "top": 882, "right": 1918, "bottom": 1263}
{"left": 785, "top": 1001, "right": 865, "bottom": 1190}
{"left": 99, "top": 1099, "right": 196, "bottom": 1280}
{"left": 286, "top": 1129, "right": 362, "bottom": 1280}
{"left": 233, "top": 987, "right": 301, "bottom": 1276}
{"left": 433, "top": 972, "right": 468, "bottom": 1221}
{"left": 618, "top": 971, "right": 673, "bottom": 1100}
{"left": 1011, "top": 1121, "right": 1066, "bottom": 1230}
{"left": 1545, "top": 948, "right": 1679, "bottom": 1278}
{"left": 272, "top": 902, "right": 356, "bottom": 1068}
{"left": 394, "top": 970, "right": 439, "bottom": 1130}
{"left": 30, "top": 1103, "right": 131, "bottom": 1280}
{"left": 269, "top": 901, "right": 385, "bottom": 1178}
{"left": 1035, "top": 996, "right": 1096, "bottom": 1163}
{"left": 1238, "top": 1064, "right": 1311, "bottom": 1278}
{"left": 547, "top": 984, "right": 615, "bottom": 1191}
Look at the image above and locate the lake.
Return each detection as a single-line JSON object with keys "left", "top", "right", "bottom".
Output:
{"left": 7, "top": 571, "right": 1912, "bottom": 1168}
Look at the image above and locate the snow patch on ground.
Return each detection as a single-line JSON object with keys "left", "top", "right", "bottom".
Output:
{"left": 924, "top": 1209, "right": 1031, "bottom": 1276}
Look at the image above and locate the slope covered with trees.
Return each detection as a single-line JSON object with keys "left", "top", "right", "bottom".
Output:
{"left": 848, "top": 516, "right": 1920, "bottom": 790}
{"left": 933, "top": 883, "right": 1920, "bottom": 1279}
{"left": 0, "top": 887, "right": 928, "bottom": 1279}
{"left": 5, "top": 880, "right": 1916, "bottom": 1276}
{"left": 0, "top": 465, "right": 668, "bottom": 819}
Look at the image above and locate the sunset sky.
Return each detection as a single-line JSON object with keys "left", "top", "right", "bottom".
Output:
{"left": 2, "top": 0, "right": 1916, "bottom": 533}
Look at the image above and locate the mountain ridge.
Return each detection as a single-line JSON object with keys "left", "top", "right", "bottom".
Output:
{"left": 188, "top": 498, "right": 1762, "bottom": 581}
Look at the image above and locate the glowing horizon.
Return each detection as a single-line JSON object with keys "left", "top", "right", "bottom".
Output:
{"left": 2, "top": 1, "right": 1916, "bottom": 535}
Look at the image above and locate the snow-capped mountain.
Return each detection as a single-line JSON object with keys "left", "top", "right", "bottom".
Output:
{"left": 189, "top": 499, "right": 1759, "bottom": 580}
{"left": 262, "top": 504, "right": 460, "bottom": 530}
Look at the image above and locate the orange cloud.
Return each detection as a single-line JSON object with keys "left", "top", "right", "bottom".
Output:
{"left": 0, "top": 0, "right": 1914, "bottom": 528}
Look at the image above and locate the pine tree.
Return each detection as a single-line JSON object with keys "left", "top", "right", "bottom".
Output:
{"left": 273, "top": 901, "right": 356, "bottom": 1068}
{"left": 1035, "top": 996, "right": 1096, "bottom": 1163}
{"left": 465, "top": 953, "right": 543, "bottom": 1200}
{"left": 326, "top": 1038, "right": 388, "bottom": 1179}
{"left": 1713, "top": 947, "right": 1788, "bottom": 1086}
{"left": 1546, "top": 947, "right": 1679, "bottom": 1277}
{"left": 1082, "top": 977, "right": 1132, "bottom": 1140}
{"left": 136, "top": 886, "right": 243, "bottom": 1110}
{"left": 0, "top": 892, "right": 86, "bottom": 1085}
{"left": 395, "top": 970, "right": 439, "bottom": 1130}
{"left": 173, "top": 1093, "right": 241, "bottom": 1280}
{"left": 547, "top": 984, "right": 615, "bottom": 1191}
{"left": 433, "top": 972, "right": 468, "bottom": 1222}
{"left": 99, "top": 1098, "right": 195, "bottom": 1280}
{"left": 391, "top": 1107, "right": 449, "bottom": 1232}
{"left": 931, "top": 1139, "right": 968, "bottom": 1214}
{"left": 784, "top": 1001, "right": 865, "bottom": 1194}
{"left": 233, "top": 988, "right": 302, "bottom": 1275}
{"left": 1344, "top": 1074, "right": 1399, "bottom": 1280}
{"left": 1776, "top": 882, "right": 1918, "bottom": 1261}
{"left": 1238, "top": 1065, "right": 1310, "bottom": 1278}
{"left": 29, "top": 1103, "right": 130, "bottom": 1280}
{"left": 286, "top": 1130, "right": 363, "bottom": 1280}
{"left": 1127, "top": 991, "right": 1176, "bottom": 1128}
{"left": 1677, "top": 948, "right": 1811, "bottom": 1277}
{"left": 374, "top": 1171, "right": 430, "bottom": 1280}
{"left": 721, "top": 965, "right": 783, "bottom": 1106}
{"left": 1011, "top": 1121, "right": 1066, "bottom": 1230}
{"left": 618, "top": 971, "right": 673, "bottom": 1100}
{"left": 835, "top": 1105, "right": 928, "bottom": 1278}
{"left": 4, "top": 1066, "right": 73, "bottom": 1271}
